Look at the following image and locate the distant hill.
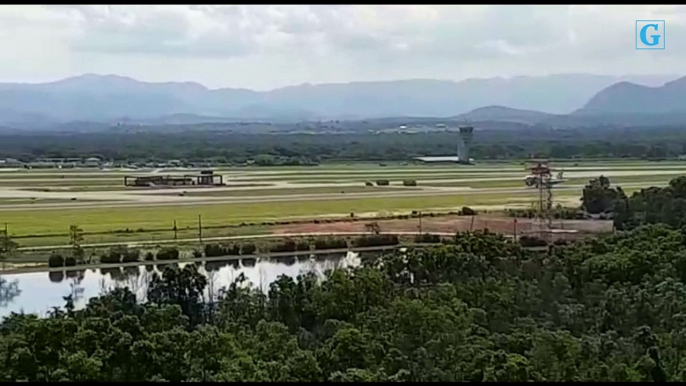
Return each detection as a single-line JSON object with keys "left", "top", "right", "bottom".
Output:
{"left": 452, "top": 105, "right": 556, "bottom": 125}
{"left": 576, "top": 76, "right": 686, "bottom": 115}
{"left": 0, "top": 73, "right": 678, "bottom": 127}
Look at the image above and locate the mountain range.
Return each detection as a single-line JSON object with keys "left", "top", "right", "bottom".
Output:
{"left": 0, "top": 73, "right": 683, "bottom": 128}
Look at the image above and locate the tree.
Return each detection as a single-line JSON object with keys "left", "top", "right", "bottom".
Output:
{"left": 581, "top": 176, "right": 620, "bottom": 214}
{"left": 69, "top": 225, "right": 85, "bottom": 263}
{"left": 0, "top": 225, "right": 18, "bottom": 268}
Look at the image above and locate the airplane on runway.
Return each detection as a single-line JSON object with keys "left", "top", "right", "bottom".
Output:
{"left": 524, "top": 170, "right": 566, "bottom": 188}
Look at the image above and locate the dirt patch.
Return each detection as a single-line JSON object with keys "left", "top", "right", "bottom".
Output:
{"left": 272, "top": 214, "right": 613, "bottom": 241}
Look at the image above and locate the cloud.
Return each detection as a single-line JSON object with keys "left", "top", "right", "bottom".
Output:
{"left": 0, "top": 5, "right": 683, "bottom": 88}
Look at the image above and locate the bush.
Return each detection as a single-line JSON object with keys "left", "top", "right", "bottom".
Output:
{"left": 314, "top": 237, "right": 348, "bottom": 250}
{"left": 102, "top": 246, "right": 140, "bottom": 264}
{"left": 403, "top": 179, "right": 417, "bottom": 187}
{"left": 205, "top": 244, "right": 226, "bottom": 257}
{"left": 414, "top": 233, "right": 441, "bottom": 243}
{"left": 156, "top": 247, "right": 180, "bottom": 261}
{"left": 296, "top": 240, "right": 311, "bottom": 251}
{"left": 376, "top": 179, "right": 390, "bottom": 186}
{"left": 270, "top": 239, "right": 297, "bottom": 253}
{"left": 365, "top": 181, "right": 373, "bottom": 187}
{"left": 144, "top": 252, "right": 154, "bottom": 261}
{"left": 192, "top": 249, "right": 202, "bottom": 258}
{"left": 122, "top": 249, "right": 140, "bottom": 263}
{"left": 352, "top": 234, "right": 399, "bottom": 248}
{"left": 241, "top": 243, "right": 257, "bottom": 255}
{"left": 519, "top": 235, "right": 547, "bottom": 247}
{"left": 48, "top": 253, "right": 64, "bottom": 268}
{"left": 64, "top": 256, "right": 77, "bottom": 267}
{"left": 462, "top": 206, "right": 477, "bottom": 216}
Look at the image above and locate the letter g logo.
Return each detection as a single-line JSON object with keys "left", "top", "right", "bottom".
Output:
{"left": 640, "top": 24, "right": 660, "bottom": 46}
{"left": 636, "top": 20, "right": 665, "bottom": 50}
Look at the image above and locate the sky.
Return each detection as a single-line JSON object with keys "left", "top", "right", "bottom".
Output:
{"left": 0, "top": 4, "right": 684, "bottom": 90}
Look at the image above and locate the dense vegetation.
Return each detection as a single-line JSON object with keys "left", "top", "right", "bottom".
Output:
{"left": 2, "top": 126, "right": 686, "bottom": 163}
{"left": 3, "top": 227, "right": 686, "bottom": 381}
{"left": 580, "top": 175, "right": 686, "bottom": 231}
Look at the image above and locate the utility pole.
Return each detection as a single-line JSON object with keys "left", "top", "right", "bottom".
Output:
{"left": 198, "top": 215, "right": 203, "bottom": 243}
{"left": 513, "top": 218, "right": 517, "bottom": 242}
{"left": 418, "top": 211, "right": 422, "bottom": 235}
{"left": 173, "top": 220, "right": 178, "bottom": 241}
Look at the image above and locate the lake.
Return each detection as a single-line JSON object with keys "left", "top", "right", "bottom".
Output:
{"left": 0, "top": 251, "right": 365, "bottom": 318}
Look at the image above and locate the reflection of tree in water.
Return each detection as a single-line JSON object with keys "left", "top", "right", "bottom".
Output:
{"left": 205, "top": 260, "right": 229, "bottom": 272}
{"left": 101, "top": 267, "right": 124, "bottom": 281}
{"left": 241, "top": 258, "right": 256, "bottom": 268}
{"left": 154, "top": 263, "right": 178, "bottom": 272}
{"left": 48, "top": 271, "right": 65, "bottom": 283}
{"left": 276, "top": 255, "right": 296, "bottom": 266}
{"left": 67, "top": 270, "right": 85, "bottom": 304}
{"left": 65, "top": 269, "right": 85, "bottom": 280}
{"left": 123, "top": 266, "right": 140, "bottom": 279}
{"left": 0, "top": 277, "right": 21, "bottom": 307}
{"left": 119, "top": 269, "right": 151, "bottom": 303}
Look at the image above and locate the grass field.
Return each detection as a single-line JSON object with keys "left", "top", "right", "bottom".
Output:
{"left": 0, "top": 159, "right": 683, "bottom": 247}
{"left": 167, "top": 186, "right": 414, "bottom": 197}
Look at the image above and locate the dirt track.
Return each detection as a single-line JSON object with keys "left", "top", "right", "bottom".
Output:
{"left": 272, "top": 214, "right": 614, "bottom": 240}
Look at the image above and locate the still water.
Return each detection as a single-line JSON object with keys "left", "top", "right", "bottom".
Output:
{"left": 0, "top": 252, "right": 364, "bottom": 318}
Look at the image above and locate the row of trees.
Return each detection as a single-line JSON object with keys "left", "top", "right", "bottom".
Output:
{"left": 2, "top": 227, "right": 686, "bottom": 381}
{"left": 581, "top": 175, "right": 686, "bottom": 231}
{"left": 2, "top": 127, "right": 686, "bottom": 163}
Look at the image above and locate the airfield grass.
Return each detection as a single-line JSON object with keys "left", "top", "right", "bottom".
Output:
{"left": 0, "top": 198, "right": 97, "bottom": 205}
{"left": 0, "top": 190, "right": 578, "bottom": 242}
{"left": 166, "top": 186, "right": 414, "bottom": 197}
{"left": 424, "top": 176, "right": 678, "bottom": 189}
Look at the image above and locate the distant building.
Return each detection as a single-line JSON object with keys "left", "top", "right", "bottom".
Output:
{"left": 414, "top": 126, "right": 475, "bottom": 165}
{"left": 124, "top": 171, "right": 223, "bottom": 187}
{"left": 84, "top": 157, "right": 101, "bottom": 167}
{"left": 124, "top": 175, "right": 193, "bottom": 187}
{"left": 0, "top": 158, "right": 23, "bottom": 168}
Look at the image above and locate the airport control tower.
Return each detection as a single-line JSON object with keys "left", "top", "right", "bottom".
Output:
{"left": 457, "top": 126, "right": 474, "bottom": 164}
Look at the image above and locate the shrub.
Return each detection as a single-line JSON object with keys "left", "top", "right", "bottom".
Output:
{"left": 122, "top": 249, "right": 140, "bottom": 263}
{"left": 144, "top": 252, "right": 154, "bottom": 261}
{"left": 156, "top": 247, "right": 179, "bottom": 261}
{"left": 270, "top": 239, "right": 297, "bottom": 253}
{"left": 192, "top": 249, "right": 202, "bottom": 258}
{"left": 241, "top": 243, "right": 257, "bottom": 255}
{"left": 64, "top": 256, "right": 77, "bottom": 267}
{"left": 365, "top": 181, "right": 373, "bottom": 187}
{"left": 519, "top": 235, "right": 547, "bottom": 247}
{"left": 296, "top": 240, "right": 311, "bottom": 251}
{"left": 205, "top": 244, "right": 227, "bottom": 257}
{"left": 462, "top": 206, "right": 477, "bottom": 216}
{"left": 48, "top": 253, "right": 64, "bottom": 268}
{"left": 376, "top": 179, "right": 390, "bottom": 186}
{"left": 102, "top": 245, "right": 140, "bottom": 264}
{"left": 228, "top": 244, "right": 241, "bottom": 255}
{"left": 403, "top": 179, "right": 417, "bottom": 186}
{"left": 314, "top": 237, "right": 348, "bottom": 250}
{"left": 352, "top": 234, "right": 399, "bottom": 248}
{"left": 414, "top": 233, "right": 441, "bottom": 243}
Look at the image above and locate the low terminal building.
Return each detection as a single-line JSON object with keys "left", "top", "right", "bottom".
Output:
{"left": 124, "top": 170, "right": 223, "bottom": 187}
{"left": 124, "top": 175, "right": 194, "bottom": 187}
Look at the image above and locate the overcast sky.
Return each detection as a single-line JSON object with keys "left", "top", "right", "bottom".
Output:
{"left": 0, "top": 5, "right": 683, "bottom": 90}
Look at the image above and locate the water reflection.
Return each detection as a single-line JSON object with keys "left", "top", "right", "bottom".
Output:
{"left": 0, "top": 278, "right": 21, "bottom": 308}
{"left": 0, "top": 251, "right": 360, "bottom": 318}
{"left": 49, "top": 271, "right": 64, "bottom": 283}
